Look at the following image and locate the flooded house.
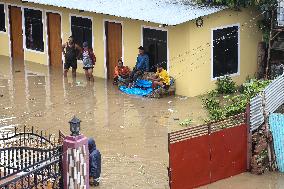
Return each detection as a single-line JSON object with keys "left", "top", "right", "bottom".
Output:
{"left": 0, "top": 0, "right": 263, "bottom": 97}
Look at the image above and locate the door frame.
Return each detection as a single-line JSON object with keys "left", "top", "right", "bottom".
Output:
{"left": 103, "top": 19, "right": 124, "bottom": 79}
{"left": 46, "top": 10, "right": 63, "bottom": 67}
{"left": 141, "top": 25, "right": 170, "bottom": 73}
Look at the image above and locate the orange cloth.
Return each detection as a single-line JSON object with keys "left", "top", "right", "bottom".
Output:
{"left": 114, "top": 66, "right": 130, "bottom": 78}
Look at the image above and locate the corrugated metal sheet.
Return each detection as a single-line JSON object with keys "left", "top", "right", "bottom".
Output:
{"left": 25, "top": 0, "right": 225, "bottom": 25}
{"left": 249, "top": 73, "right": 284, "bottom": 131}
{"left": 269, "top": 113, "right": 284, "bottom": 172}
{"left": 250, "top": 95, "right": 264, "bottom": 131}
{"left": 264, "top": 74, "right": 284, "bottom": 113}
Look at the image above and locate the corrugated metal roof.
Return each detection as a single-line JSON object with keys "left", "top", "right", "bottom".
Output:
{"left": 25, "top": 0, "right": 225, "bottom": 25}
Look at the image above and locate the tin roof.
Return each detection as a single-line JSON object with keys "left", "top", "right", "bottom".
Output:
{"left": 25, "top": 0, "right": 225, "bottom": 25}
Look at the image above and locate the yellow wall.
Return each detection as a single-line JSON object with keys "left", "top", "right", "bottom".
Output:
{"left": 0, "top": 0, "right": 262, "bottom": 97}
{"left": 0, "top": 3, "right": 9, "bottom": 56}
{"left": 169, "top": 8, "right": 262, "bottom": 97}
{"left": 0, "top": 0, "right": 159, "bottom": 78}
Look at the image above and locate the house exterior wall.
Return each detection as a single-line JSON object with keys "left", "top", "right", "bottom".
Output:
{"left": 0, "top": 3, "right": 9, "bottom": 57}
{"left": 169, "top": 8, "right": 262, "bottom": 97}
{"left": 0, "top": 0, "right": 159, "bottom": 79}
{"left": 0, "top": 0, "right": 262, "bottom": 97}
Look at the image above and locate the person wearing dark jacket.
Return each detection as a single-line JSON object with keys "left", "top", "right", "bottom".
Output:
{"left": 88, "top": 138, "right": 101, "bottom": 187}
{"left": 128, "top": 46, "right": 149, "bottom": 87}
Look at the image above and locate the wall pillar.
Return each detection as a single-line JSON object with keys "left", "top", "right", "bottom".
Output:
{"left": 63, "top": 135, "right": 89, "bottom": 189}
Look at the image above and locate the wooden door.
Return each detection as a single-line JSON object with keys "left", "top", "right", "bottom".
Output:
{"left": 47, "top": 13, "right": 62, "bottom": 67}
{"left": 9, "top": 6, "right": 23, "bottom": 59}
{"left": 105, "top": 22, "right": 122, "bottom": 79}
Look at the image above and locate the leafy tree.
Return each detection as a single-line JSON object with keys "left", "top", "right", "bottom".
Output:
{"left": 192, "top": 0, "right": 278, "bottom": 43}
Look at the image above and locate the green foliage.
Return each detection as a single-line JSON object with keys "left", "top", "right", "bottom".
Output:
{"left": 241, "top": 79, "right": 271, "bottom": 97}
{"left": 179, "top": 118, "right": 193, "bottom": 127}
{"left": 193, "top": 0, "right": 278, "bottom": 44}
{"left": 216, "top": 76, "right": 236, "bottom": 94}
{"left": 202, "top": 79, "right": 271, "bottom": 122}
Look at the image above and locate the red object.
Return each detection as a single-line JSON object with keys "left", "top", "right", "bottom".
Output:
{"left": 210, "top": 124, "right": 247, "bottom": 182}
{"left": 169, "top": 124, "right": 248, "bottom": 189}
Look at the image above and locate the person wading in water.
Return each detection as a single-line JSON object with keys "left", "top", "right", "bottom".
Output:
{"left": 62, "top": 36, "right": 82, "bottom": 78}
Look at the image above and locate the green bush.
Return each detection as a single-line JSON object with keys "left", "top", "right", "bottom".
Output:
{"left": 202, "top": 78, "right": 271, "bottom": 122}
{"left": 179, "top": 118, "right": 193, "bottom": 127}
{"left": 216, "top": 76, "right": 236, "bottom": 94}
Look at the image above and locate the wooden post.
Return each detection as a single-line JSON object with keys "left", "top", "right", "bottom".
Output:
{"left": 246, "top": 104, "right": 252, "bottom": 171}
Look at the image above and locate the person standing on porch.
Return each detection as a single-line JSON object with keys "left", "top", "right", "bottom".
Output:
{"left": 82, "top": 42, "right": 96, "bottom": 82}
{"left": 62, "top": 36, "right": 82, "bottom": 78}
{"left": 128, "top": 46, "right": 149, "bottom": 88}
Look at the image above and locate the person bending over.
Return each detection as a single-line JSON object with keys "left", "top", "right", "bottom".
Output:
{"left": 88, "top": 138, "right": 101, "bottom": 187}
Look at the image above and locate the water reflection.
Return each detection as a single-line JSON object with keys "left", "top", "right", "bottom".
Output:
{"left": 0, "top": 56, "right": 283, "bottom": 188}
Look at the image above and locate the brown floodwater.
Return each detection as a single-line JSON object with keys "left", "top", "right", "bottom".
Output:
{"left": 0, "top": 56, "right": 283, "bottom": 189}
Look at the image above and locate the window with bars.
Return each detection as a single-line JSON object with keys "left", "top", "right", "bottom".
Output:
{"left": 0, "top": 4, "right": 6, "bottom": 32}
{"left": 71, "top": 16, "right": 92, "bottom": 48}
{"left": 24, "top": 8, "right": 44, "bottom": 52}
{"left": 212, "top": 25, "right": 239, "bottom": 78}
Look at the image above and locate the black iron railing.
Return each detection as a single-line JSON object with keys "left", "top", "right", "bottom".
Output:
{"left": 0, "top": 153, "right": 63, "bottom": 189}
{"left": 0, "top": 126, "right": 64, "bottom": 189}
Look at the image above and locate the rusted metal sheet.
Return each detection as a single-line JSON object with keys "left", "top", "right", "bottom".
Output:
{"left": 210, "top": 124, "right": 248, "bottom": 182}
{"left": 169, "top": 135, "right": 211, "bottom": 189}
{"left": 169, "top": 116, "right": 248, "bottom": 189}
{"left": 250, "top": 95, "right": 264, "bottom": 131}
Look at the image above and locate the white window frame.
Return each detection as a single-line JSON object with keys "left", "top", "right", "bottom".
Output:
{"left": 69, "top": 13, "right": 94, "bottom": 49}
{"left": 141, "top": 25, "right": 170, "bottom": 73}
{"left": 277, "top": 0, "right": 284, "bottom": 26}
{"left": 103, "top": 19, "right": 124, "bottom": 79}
{"left": 0, "top": 3, "right": 7, "bottom": 33}
{"left": 23, "top": 6, "right": 45, "bottom": 54}
{"left": 211, "top": 23, "right": 240, "bottom": 80}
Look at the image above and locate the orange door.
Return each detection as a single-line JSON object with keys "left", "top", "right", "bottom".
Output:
{"left": 9, "top": 6, "right": 23, "bottom": 60}
{"left": 105, "top": 21, "right": 122, "bottom": 79}
{"left": 47, "top": 13, "right": 62, "bottom": 67}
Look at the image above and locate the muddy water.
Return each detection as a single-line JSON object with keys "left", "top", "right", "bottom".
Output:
{"left": 0, "top": 56, "right": 283, "bottom": 189}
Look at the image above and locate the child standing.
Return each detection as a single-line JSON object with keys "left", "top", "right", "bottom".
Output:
{"left": 82, "top": 42, "right": 96, "bottom": 81}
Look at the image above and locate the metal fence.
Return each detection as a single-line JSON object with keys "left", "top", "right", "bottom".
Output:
{"left": 168, "top": 113, "right": 248, "bottom": 189}
{"left": 249, "top": 73, "right": 284, "bottom": 131}
{"left": 0, "top": 126, "right": 64, "bottom": 188}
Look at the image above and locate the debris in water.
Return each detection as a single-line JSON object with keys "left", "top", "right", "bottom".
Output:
{"left": 4, "top": 107, "right": 12, "bottom": 110}
{"left": 168, "top": 108, "right": 174, "bottom": 113}
{"left": 120, "top": 125, "right": 124, "bottom": 129}
{"left": 168, "top": 101, "right": 172, "bottom": 104}
{"left": 0, "top": 94, "right": 3, "bottom": 97}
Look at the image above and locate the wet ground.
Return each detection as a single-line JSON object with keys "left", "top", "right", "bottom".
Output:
{"left": 0, "top": 56, "right": 283, "bottom": 188}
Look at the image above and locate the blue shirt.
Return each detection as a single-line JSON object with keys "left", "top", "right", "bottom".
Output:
{"left": 136, "top": 54, "right": 149, "bottom": 72}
